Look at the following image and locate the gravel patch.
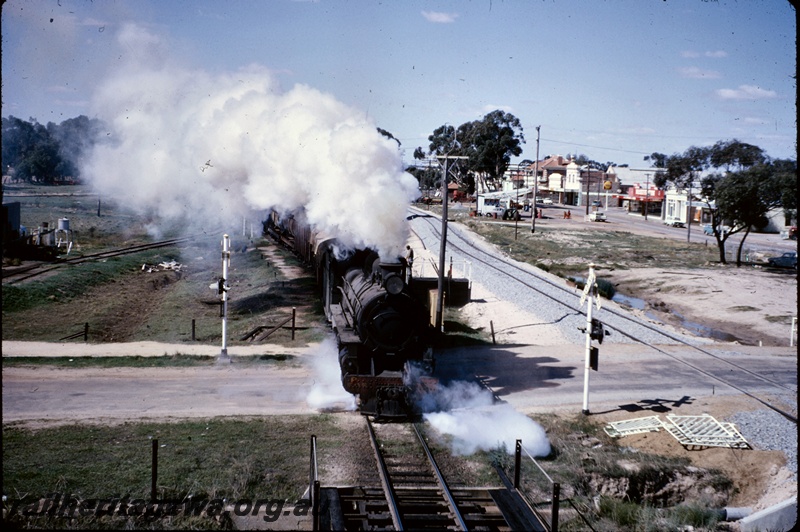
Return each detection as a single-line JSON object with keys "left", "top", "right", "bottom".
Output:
{"left": 728, "top": 408, "right": 798, "bottom": 478}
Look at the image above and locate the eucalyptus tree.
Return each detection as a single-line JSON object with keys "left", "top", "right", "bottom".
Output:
{"left": 650, "top": 139, "right": 787, "bottom": 265}
{"left": 458, "top": 110, "right": 525, "bottom": 189}
{"left": 706, "top": 157, "right": 797, "bottom": 265}
{"left": 415, "top": 111, "right": 525, "bottom": 195}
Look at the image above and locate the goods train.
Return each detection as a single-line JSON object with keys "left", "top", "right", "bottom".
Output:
{"left": 264, "top": 211, "right": 470, "bottom": 418}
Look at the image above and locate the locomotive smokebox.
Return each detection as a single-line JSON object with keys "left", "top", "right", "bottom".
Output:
{"left": 371, "top": 258, "right": 406, "bottom": 295}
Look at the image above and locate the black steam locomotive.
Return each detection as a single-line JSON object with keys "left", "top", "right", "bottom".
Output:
{"left": 265, "top": 212, "right": 457, "bottom": 418}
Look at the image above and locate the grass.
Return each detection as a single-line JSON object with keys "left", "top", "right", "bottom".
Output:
{"left": 2, "top": 251, "right": 168, "bottom": 313}
{"left": 460, "top": 218, "right": 720, "bottom": 280}
{"left": 765, "top": 314, "right": 796, "bottom": 324}
{"left": 2, "top": 412, "right": 732, "bottom": 530}
{"left": 2, "top": 415, "right": 340, "bottom": 528}
{"left": 2, "top": 354, "right": 296, "bottom": 369}
{"left": 2, "top": 233, "right": 327, "bottom": 345}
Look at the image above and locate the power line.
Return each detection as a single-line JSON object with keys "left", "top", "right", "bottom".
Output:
{"left": 541, "top": 138, "right": 653, "bottom": 156}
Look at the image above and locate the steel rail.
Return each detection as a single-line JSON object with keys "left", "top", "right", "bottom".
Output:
{"left": 366, "top": 418, "right": 405, "bottom": 531}
{"left": 3, "top": 236, "right": 197, "bottom": 284}
{"left": 412, "top": 422, "right": 469, "bottom": 531}
{"left": 411, "top": 208, "right": 797, "bottom": 423}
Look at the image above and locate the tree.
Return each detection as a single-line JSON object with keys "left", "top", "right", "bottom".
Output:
{"left": 644, "top": 152, "right": 669, "bottom": 172}
{"left": 573, "top": 154, "right": 614, "bottom": 170}
{"left": 708, "top": 139, "right": 766, "bottom": 171}
{"left": 48, "top": 115, "right": 105, "bottom": 180}
{"left": 415, "top": 111, "right": 525, "bottom": 194}
{"left": 1, "top": 117, "right": 60, "bottom": 182}
{"left": 709, "top": 158, "right": 797, "bottom": 265}
{"left": 653, "top": 141, "right": 777, "bottom": 264}
{"left": 460, "top": 110, "right": 524, "bottom": 186}
{"left": 2, "top": 115, "right": 104, "bottom": 183}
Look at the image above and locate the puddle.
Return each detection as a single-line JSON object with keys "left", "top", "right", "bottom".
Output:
{"left": 612, "top": 292, "right": 646, "bottom": 310}
{"left": 612, "top": 292, "right": 742, "bottom": 343}
{"left": 671, "top": 310, "right": 742, "bottom": 342}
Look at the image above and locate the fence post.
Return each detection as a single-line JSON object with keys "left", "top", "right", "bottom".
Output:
{"left": 490, "top": 320, "right": 496, "bottom": 344}
{"left": 191, "top": 319, "right": 196, "bottom": 341}
{"left": 312, "top": 480, "right": 320, "bottom": 531}
{"left": 292, "top": 307, "right": 296, "bottom": 341}
{"left": 151, "top": 439, "right": 158, "bottom": 502}
{"left": 83, "top": 322, "right": 89, "bottom": 342}
{"left": 551, "top": 482, "right": 560, "bottom": 532}
{"left": 514, "top": 439, "right": 521, "bottom": 489}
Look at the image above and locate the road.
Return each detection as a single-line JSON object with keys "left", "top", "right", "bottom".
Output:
{"left": 552, "top": 203, "right": 796, "bottom": 256}
{"left": 446, "top": 200, "right": 797, "bottom": 257}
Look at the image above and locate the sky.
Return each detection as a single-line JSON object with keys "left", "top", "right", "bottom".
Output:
{"left": 2, "top": 0, "right": 796, "bottom": 167}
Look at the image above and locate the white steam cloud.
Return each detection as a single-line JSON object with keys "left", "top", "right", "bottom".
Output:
{"left": 305, "top": 337, "right": 357, "bottom": 412}
{"left": 419, "top": 380, "right": 550, "bottom": 457}
{"left": 83, "top": 23, "right": 419, "bottom": 258}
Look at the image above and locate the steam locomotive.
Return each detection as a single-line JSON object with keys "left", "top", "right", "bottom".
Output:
{"left": 265, "top": 212, "right": 459, "bottom": 418}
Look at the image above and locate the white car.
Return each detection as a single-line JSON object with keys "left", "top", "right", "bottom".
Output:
{"left": 664, "top": 217, "right": 685, "bottom": 228}
{"left": 588, "top": 211, "right": 606, "bottom": 222}
{"left": 482, "top": 206, "right": 505, "bottom": 217}
{"left": 542, "top": 198, "right": 554, "bottom": 205}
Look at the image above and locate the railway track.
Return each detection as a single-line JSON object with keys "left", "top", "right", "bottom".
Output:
{"left": 319, "top": 418, "right": 544, "bottom": 531}
{"left": 2, "top": 236, "right": 196, "bottom": 284}
{"left": 409, "top": 208, "right": 797, "bottom": 423}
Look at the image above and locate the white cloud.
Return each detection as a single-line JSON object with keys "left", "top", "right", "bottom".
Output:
{"left": 678, "top": 66, "right": 721, "bottom": 79}
{"left": 680, "top": 50, "right": 727, "bottom": 59}
{"left": 610, "top": 126, "right": 657, "bottom": 135}
{"left": 716, "top": 85, "right": 778, "bottom": 100}
{"left": 480, "top": 104, "right": 513, "bottom": 114}
{"left": 422, "top": 11, "right": 459, "bottom": 23}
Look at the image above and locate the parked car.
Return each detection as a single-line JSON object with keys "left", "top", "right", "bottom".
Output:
{"left": 591, "top": 200, "right": 602, "bottom": 207}
{"left": 664, "top": 217, "right": 685, "bottom": 228}
{"left": 588, "top": 211, "right": 606, "bottom": 222}
{"left": 542, "top": 198, "right": 554, "bottom": 205}
{"left": 702, "top": 224, "right": 730, "bottom": 235}
{"left": 482, "top": 206, "right": 506, "bottom": 217}
{"left": 767, "top": 251, "right": 797, "bottom": 269}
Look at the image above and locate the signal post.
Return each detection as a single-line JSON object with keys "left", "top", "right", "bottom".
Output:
{"left": 580, "top": 263, "right": 609, "bottom": 414}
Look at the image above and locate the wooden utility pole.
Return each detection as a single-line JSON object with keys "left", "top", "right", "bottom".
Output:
{"left": 531, "top": 126, "right": 540, "bottom": 233}
{"left": 434, "top": 154, "right": 468, "bottom": 332}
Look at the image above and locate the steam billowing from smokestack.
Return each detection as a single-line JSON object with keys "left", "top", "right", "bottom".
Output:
{"left": 82, "top": 23, "right": 418, "bottom": 258}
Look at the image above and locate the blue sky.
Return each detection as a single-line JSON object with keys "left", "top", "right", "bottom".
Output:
{"left": 2, "top": 0, "right": 796, "bottom": 167}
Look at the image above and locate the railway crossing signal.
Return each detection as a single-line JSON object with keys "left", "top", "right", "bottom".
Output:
{"left": 580, "top": 263, "right": 611, "bottom": 414}
{"left": 590, "top": 318, "right": 610, "bottom": 344}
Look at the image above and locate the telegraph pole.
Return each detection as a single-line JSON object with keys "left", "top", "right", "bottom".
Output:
{"left": 434, "top": 154, "right": 468, "bottom": 332}
{"left": 584, "top": 166, "right": 591, "bottom": 216}
{"left": 435, "top": 156, "right": 449, "bottom": 333}
{"left": 686, "top": 176, "right": 693, "bottom": 243}
{"left": 531, "top": 125, "right": 540, "bottom": 233}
